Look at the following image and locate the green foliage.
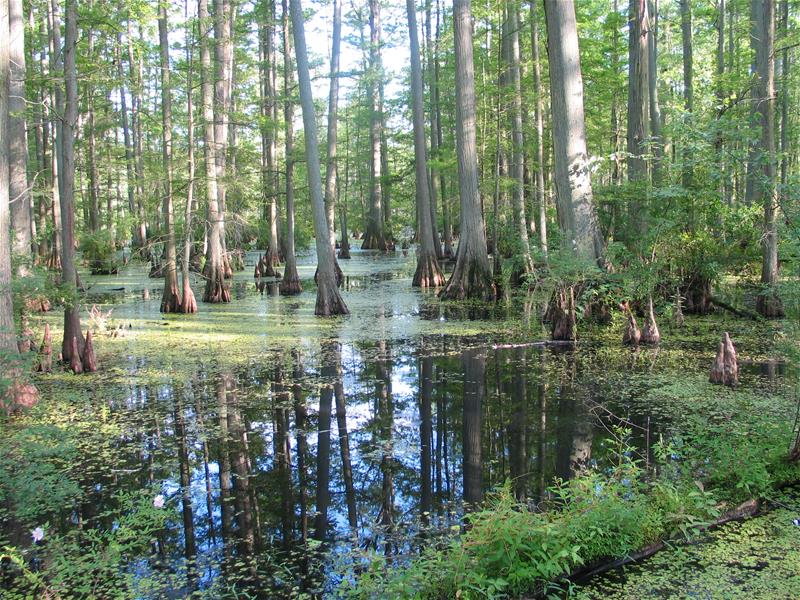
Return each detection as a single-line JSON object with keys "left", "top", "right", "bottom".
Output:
{"left": 341, "top": 433, "right": 728, "bottom": 600}
{"left": 80, "top": 230, "right": 120, "bottom": 275}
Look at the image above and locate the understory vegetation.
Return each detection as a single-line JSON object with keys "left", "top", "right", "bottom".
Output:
{"left": 342, "top": 376, "right": 800, "bottom": 599}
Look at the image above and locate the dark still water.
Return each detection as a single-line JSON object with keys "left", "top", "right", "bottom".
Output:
{"left": 93, "top": 339, "right": 669, "bottom": 598}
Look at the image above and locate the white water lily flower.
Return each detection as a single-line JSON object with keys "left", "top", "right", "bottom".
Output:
{"left": 31, "top": 527, "right": 44, "bottom": 543}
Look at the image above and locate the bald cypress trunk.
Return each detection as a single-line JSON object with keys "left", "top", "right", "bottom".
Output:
{"left": 504, "top": 3, "right": 534, "bottom": 281}
{"left": 408, "top": 0, "right": 444, "bottom": 288}
{"left": 751, "top": 0, "right": 783, "bottom": 317}
{"left": 1, "top": 0, "right": 16, "bottom": 353}
{"left": 258, "top": 0, "right": 280, "bottom": 274}
{"left": 158, "top": 0, "right": 180, "bottom": 313}
{"left": 46, "top": 0, "right": 62, "bottom": 271}
{"left": 200, "top": 0, "right": 229, "bottom": 302}
{"left": 648, "top": 0, "right": 663, "bottom": 187}
{"left": 627, "top": 0, "right": 650, "bottom": 237}
{"left": 60, "top": 0, "right": 84, "bottom": 363}
{"left": 213, "top": 0, "right": 233, "bottom": 278}
{"left": 544, "top": 0, "right": 604, "bottom": 262}
{"left": 680, "top": 0, "right": 693, "bottom": 191}
{"left": 424, "top": 0, "right": 443, "bottom": 260}
{"left": 117, "top": 27, "right": 138, "bottom": 249}
{"left": 531, "top": 2, "right": 548, "bottom": 258}
{"left": 289, "top": 0, "right": 348, "bottom": 315}
{"left": 181, "top": 5, "right": 197, "bottom": 313}
{"left": 361, "top": 0, "right": 388, "bottom": 251}
{"left": 8, "top": 0, "right": 31, "bottom": 272}
{"left": 279, "top": 0, "right": 301, "bottom": 296}
{"left": 316, "top": 0, "right": 344, "bottom": 285}
{"left": 440, "top": 0, "right": 495, "bottom": 301}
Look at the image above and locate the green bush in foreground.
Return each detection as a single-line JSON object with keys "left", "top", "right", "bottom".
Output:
{"left": 341, "top": 416, "right": 800, "bottom": 600}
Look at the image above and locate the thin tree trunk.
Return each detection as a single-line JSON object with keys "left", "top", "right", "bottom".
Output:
{"left": 505, "top": 3, "right": 534, "bottom": 280}
{"left": 779, "top": 0, "right": 789, "bottom": 194}
{"left": 752, "top": 0, "right": 783, "bottom": 317}
{"left": 435, "top": 0, "right": 452, "bottom": 258}
{"left": 46, "top": 0, "right": 62, "bottom": 271}
{"left": 86, "top": 63, "right": 100, "bottom": 234}
{"left": 259, "top": 0, "right": 280, "bottom": 273}
{"left": 440, "top": 0, "right": 494, "bottom": 301}
{"left": 408, "top": 0, "right": 444, "bottom": 288}
{"left": 200, "top": 0, "right": 229, "bottom": 302}
{"left": 117, "top": 27, "right": 138, "bottom": 249}
{"left": 320, "top": 0, "right": 343, "bottom": 284}
{"left": 280, "top": 0, "right": 301, "bottom": 295}
{"left": 213, "top": 0, "right": 233, "bottom": 276}
{"left": 60, "top": 0, "right": 84, "bottom": 363}
{"left": 680, "top": 0, "right": 693, "bottom": 191}
{"left": 716, "top": 0, "right": 727, "bottom": 204}
{"left": 8, "top": 0, "right": 31, "bottom": 271}
{"left": 289, "top": 0, "right": 349, "bottom": 315}
{"left": 361, "top": 0, "right": 387, "bottom": 251}
{"left": 1, "top": 0, "right": 16, "bottom": 353}
{"left": 159, "top": 0, "right": 180, "bottom": 313}
{"left": 610, "top": 0, "right": 622, "bottom": 185}
{"left": 531, "top": 2, "right": 548, "bottom": 258}
{"left": 424, "top": 0, "right": 442, "bottom": 259}
{"left": 627, "top": 0, "right": 650, "bottom": 237}
{"left": 648, "top": 0, "right": 663, "bottom": 186}
{"left": 181, "top": 4, "right": 198, "bottom": 313}
{"left": 129, "top": 22, "right": 147, "bottom": 251}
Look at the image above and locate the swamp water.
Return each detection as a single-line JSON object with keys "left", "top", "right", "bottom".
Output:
{"left": 3, "top": 250, "right": 795, "bottom": 598}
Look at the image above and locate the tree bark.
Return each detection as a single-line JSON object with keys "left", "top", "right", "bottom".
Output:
{"left": 504, "top": 3, "right": 534, "bottom": 280}
{"left": 289, "top": 0, "right": 349, "bottom": 315}
{"left": 181, "top": 6, "right": 198, "bottom": 313}
{"left": 751, "top": 0, "right": 783, "bottom": 317}
{"left": 8, "top": 0, "right": 31, "bottom": 271}
{"left": 648, "top": 0, "right": 663, "bottom": 186}
{"left": 60, "top": 0, "right": 84, "bottom": 362}
{"left": 199, "top": 0, "right": 230, "bottom": 302}
{"left": 158, "top": 0, "right": 180, "bottom": 313}
{"left": 259, "top": 0, "right": 280, "bottom": 274}
{"left": 0, "top": 0, "right": 17, "bottom": 353}
{"left": 716, "top": 0, "right": 727, "bottom": 204}
{"left": 435, "top": 0, "right": 452, "bottom": 258}
{"left": 361, "top": 0, "right": 388, "bottom": 251}
{"left": 531, "top": 2, "right": 548, "bottom": 258}
{"left": 425, "top": 0, "right": 443, "bottom": 260}
{"left": 407, "top": 0, "right": 444, "bottom": 288}
{"left": 544, "top": 0, "right": 604, "bottom": 263}
{"left": 627, "top": 0, "right": 650, "bottom": 236}
{"left": 680, "top": 0, "right": 693, "bottom": 190}
{"left": 46, "top": 0, "right": 62, "bottom": 271}
{"left": 117, "top": 27, "right": 138, "bottom": 249}
{"left": 128, "top": 21, "right": 147, "bottom": 251}
{"left": 280, "top": 0, "right": 301, "bottom": 296}
{"left": 440, "top": 0, "right": 495, "bottom": 301}
{"left": 317, "top": 0, "right": 344, "bottom": 285}
{"left": 779, "top": 0, "right": 789, "bottom": 204}
{"left": 213, "top": 0, "right": 233, "bottom": 275}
